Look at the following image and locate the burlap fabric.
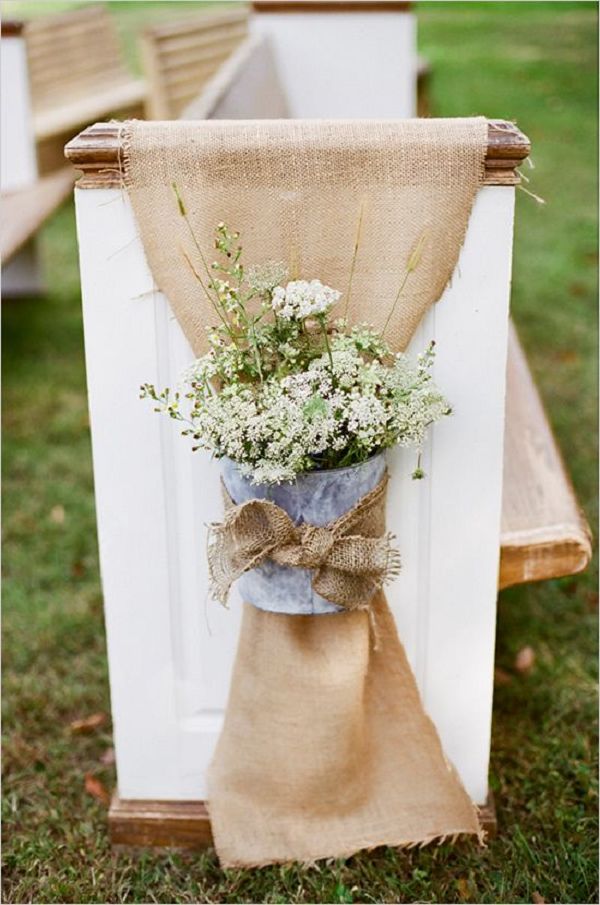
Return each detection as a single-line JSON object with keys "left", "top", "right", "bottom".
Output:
{"left": 122, "top": 118, "right": 487, "bottom": 866}
{"left": 209, "top": 592, "right": 482, "bottom": 867}
{"left": 209, "top": 472, "right": 400, "bottom": 610}
{"left": 122, "top": 118, "right": 487, "bottom": 355}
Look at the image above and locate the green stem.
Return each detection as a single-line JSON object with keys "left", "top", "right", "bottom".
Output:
{"left": 381, "top": 268, "right": 411, "bottom": 338}
{"left": 181, "top": 250, "right": 235, "bottom": 341}
{"left": 250, "top": 320, "right": 264, "bottom": 384}
{"left": 343, "top": 201, "right": 365, "bottom": 321}
{"left": 318, "top": 315, "right": 335, "bottom": 373}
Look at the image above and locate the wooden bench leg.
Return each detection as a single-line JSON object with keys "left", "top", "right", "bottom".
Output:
{"left": 2, "top": 240, "right": 44, "bottom": 297}
{"left": 109, "top": 795, "right": 213, "bottom": 852}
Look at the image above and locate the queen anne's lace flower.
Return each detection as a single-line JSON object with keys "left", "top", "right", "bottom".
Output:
{"left": 272, "top": 280, "right": 342, "bottom": 320}
{"left": 141, "top": 224, "right": 450, "bottom": 484}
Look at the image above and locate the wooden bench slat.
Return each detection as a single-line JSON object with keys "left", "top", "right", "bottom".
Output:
{"left": 164, "top": 58, "right": 240, "bottom": 99}
{"left": 499, "top": 324, "right": 592, "bottom": 588}
{"left": 158, "top": 32, "right": 250, "bottom": 77}
{"left": 1, "top": 167, "right": 74, "bottom": 264}
{"left": 156, "top": 25, "right": 249, "bottom": 63}
{"left": 146, "top": 7, "right": 249, "bottom": 41}
{"left": 31, "top": 65, "right": 131, "bottom": 105}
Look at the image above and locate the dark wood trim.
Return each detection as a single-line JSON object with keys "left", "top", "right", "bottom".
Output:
{"left": 1, "top": 20, "right": 25, "bottom": 37}
{"left": 479, "top": 791, "right": 497, "bottom": 839}
{"left": 109, "top": 795, "right": 213, "bottom": 851}
{"left": 64, "top": 119, "right": 530, "bottom": 189}
{"left": 109, "top": 792, "right": 495, "bottom": 850}
{"left": 252, "top": 2, "right": 412, "bottom": 11}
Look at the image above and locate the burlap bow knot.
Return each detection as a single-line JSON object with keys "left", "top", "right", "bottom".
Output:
{"left": 208, "top": 470, "right": 401, "bottom": 610}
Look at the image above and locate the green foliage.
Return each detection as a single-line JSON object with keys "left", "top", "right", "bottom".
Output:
{"left": 2, "top": 2, "right": 597, "bottom": 903}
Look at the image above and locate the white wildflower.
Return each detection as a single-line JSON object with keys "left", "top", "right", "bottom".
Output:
{"left": 142, "top": 224, "right": 449, "bottom": 484}
{"left": 272, "top": 280, "right": 341, "bottom": 320}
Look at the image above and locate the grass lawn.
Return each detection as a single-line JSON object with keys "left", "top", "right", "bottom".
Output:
{"left": 2, "top": 2, "right": 597, "bottom": 903}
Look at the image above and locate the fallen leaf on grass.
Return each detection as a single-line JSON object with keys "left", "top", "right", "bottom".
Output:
{"left": 532, "top": 893, "right": 546, "bottom": 904}
{"left": 71, "top": 560, "right": 86, "bottom": 578}
{"left": 586, "top": 591, "right": 598, "bottom": 612}
{"left": 514, "top": 646, "right": 536, "bottom": 674}
{"left": 556, "top": 349, "right": 579, "bottom": 364}
{"left": 456, "top": 878, "right": 470, "bottom": 898}
{"left": 494, "top": 667, "right": 513, "bottom": 686}
{"left": 99, "top": 747, "right": 116, "bottom": 765}
{"left": 84, "top": 773, "right": 111, "bottom": 806}
{"left": 50, "top": 505, "right": 65, "bottom": 525}
{"left": 569, "top": 282, "right": 587, "bottom": 298}
{"left": 69, "top": 713, "right": 107, "bottom": 734}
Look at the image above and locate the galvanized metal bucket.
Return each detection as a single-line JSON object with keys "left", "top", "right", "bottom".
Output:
{"left": 220, "top": 453, "right": 387, "bottom": 615}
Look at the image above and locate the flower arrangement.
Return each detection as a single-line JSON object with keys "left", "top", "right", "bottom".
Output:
{"left": 141, "top": 217, "right": 451, "bottom": 485}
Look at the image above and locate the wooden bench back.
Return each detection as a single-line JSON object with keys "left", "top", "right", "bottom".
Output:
{"left": 250, "top": 0, "right": 417, "bottom": 117}
{"left": 24, "top": 3, "right": 132, "bottom": 113}
{"left": 180, "top": 33, "right": 289, "bottom": 120}
{"left": 141, "top": 7, "right": 250, "bottom": 119}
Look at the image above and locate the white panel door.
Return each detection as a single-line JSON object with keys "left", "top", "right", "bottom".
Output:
{"left": 74, "top": 182, "right": 513, "bottom": 804}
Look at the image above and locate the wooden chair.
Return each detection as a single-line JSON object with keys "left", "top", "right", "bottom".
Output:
{"left": 141, "top": 7, "right": 250, "bottom": 120}
{"left": 1, "top": 20, "right": 73, "bottom": 293}
{"left": 23, "top": 3, "right": 146, "bottom": 173}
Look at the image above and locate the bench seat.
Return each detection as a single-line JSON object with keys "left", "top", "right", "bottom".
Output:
{"left": 33, "top": 79, "right": 146, "bottom": 143}
{"left": 1, "top": 167, "right": 74, "bottom": 264}
{"left": 499, "top": 324, "right": 592, "bottom": 589}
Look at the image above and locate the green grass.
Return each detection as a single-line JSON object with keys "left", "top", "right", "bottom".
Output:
{"left": 2, "top": 2, "right": 598, "bottom": 902}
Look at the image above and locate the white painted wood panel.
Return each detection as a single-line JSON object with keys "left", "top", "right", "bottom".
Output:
{"left": 250, "top": 11, "right": 417, "bottom": 118}
{"left": 1, "top": 32, "right": 43, "bottom": 292}
{"left": 74, "top": 181, "right": 513, "bottom": 803}
{"left": 1, "top": 34, "right": 37, "bottom": 193}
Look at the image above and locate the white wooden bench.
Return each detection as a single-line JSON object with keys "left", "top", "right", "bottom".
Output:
{"left": 1, "top": 20, "right": 73, "bottom": 293}
{"left": 65, "top": 116, "right": 590, "bottom": 850}
{"left": 23, "top": 3, "right": 146, "bottom": 173}
{"left": 141, "top": 7, "right": 249, "bottom": 120}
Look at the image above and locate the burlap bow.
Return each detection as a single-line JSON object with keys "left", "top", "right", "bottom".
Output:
{"left": 208, "top": 470, "right": 401, "bottom": 610}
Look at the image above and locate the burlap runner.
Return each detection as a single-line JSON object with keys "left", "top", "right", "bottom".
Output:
{"left": 122, "top": 118, "right": 487, "bottom": 355}
{"left": 122, "top": 118, "right": 487, "bottom": 866}
{"left": 208, "top": 593, "right": 482, "bottom": 867}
